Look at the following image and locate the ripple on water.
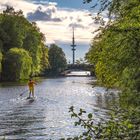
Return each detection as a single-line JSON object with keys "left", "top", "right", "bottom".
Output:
{"left": 0, "top": 77, "right": 119, "bottom": 139}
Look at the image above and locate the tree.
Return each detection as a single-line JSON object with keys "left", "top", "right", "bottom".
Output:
{"left": 48, "top": 44, "right": 67, "bottom": 75}
{"left": 0, "top": 6, "right": 49, "bottom": 81}
{"left": 0, "top": 51, "right": 2, "bottom": 73}
{"left": 0, "top": 15, "right": 24, "bottom": 52}
{"left": 86, "top": 0, "right": 140, "bottom": 91}
{"left": 40, "top": 45, "right": 50, "bottom": 74}
{"left": 2, "top": 48, "right": 32, "bottom": 81}
{"left": 22, "top": 28, "right": 42, "bottom": 75}
{"left": 76, "top": 58, "right": 87, "bottom": 65}
{"left": 3, "top": 5, "right": 23, "bottom": 17}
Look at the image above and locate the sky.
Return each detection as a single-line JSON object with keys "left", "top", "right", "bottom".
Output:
{"left": 0, "top": 0, "right": 102, "bottom": 63}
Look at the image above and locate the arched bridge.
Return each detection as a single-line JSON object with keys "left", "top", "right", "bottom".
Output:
{"left": 61, "top": 64, "right": 94, "bottom": 77}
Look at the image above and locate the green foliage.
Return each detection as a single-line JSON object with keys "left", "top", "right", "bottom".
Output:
{"left": 86, "top": 0, "right": 140, "bottom": 91}
{"left": 22, "top": 24, "right": 43, "bottom": 75}
{"left": 68, "top": 90, "right": 140, "bottom": 139}
{"left": 69, "top": 104, "right": 140, "bottom": 140}
{"left": 83, "top": 0, "right": 140, "bottom": 19}
{"left": 47, "top": 44, "right": 67, "bottom": 75}
{"left": 2, "top": 48, "right": 32, "bottom": 81}
{"left": 0, "top": 6, "right": 49, "bottom": 81}
{"left": 40, "top": 45, "right": 49, "bottom": 74}
{"left": 3, "top": 5, "right": 23, "bottom": 16}
{"left": 0, "top": 51, "right": 2, "bottom": 73}
{"left": 0, "top": 14, "right": 25, "bottom": 52}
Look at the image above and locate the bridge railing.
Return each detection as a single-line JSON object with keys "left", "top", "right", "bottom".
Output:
{"left": 61, "top": 64, "right": 95, "bottom": 76}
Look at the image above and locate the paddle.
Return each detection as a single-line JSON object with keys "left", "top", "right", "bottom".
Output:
{"left": 20, "top": 89, "right": 28, "bottom": 96}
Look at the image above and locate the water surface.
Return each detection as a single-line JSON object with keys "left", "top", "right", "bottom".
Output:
{"left": 0, "top": 77, "right": 118, "bottom": 140}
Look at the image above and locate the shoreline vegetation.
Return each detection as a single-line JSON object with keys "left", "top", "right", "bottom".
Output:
{"left": 0, "top": 6, "right": 49, "bottom": 82}
{"left": 0, "top": 6, "right": 67, "bottom": 82}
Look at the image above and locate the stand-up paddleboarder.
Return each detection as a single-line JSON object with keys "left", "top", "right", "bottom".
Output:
{"left": 28, "top": 78, "right": 37, "bottom": 98}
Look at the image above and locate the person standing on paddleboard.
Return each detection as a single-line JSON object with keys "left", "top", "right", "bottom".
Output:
{"left": 28, "top": 78, "right": 37, "bottom": 98}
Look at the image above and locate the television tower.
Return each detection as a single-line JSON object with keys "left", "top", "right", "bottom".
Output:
{"left": 71, "top": 27, "right": 76, "bottom": 64}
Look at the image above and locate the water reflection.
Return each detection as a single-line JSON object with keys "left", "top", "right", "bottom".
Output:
{"left": 0, "top": 77, "right": 119, "bottom": 139}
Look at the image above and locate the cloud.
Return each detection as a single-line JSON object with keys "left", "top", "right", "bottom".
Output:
{"left": 0, "top": 0, "right": 100, "bottom": 45}
{"left": 32, "top": 0, "right": 57, "bottom": 6}
{"left": 27, "top": 6, "right": 62, "bottom": 22}
{"left": 0, "top": 0, "right": 37, "bottom": 16}
{"left": 0, "top": 0, "right": 108, "bottom": 61}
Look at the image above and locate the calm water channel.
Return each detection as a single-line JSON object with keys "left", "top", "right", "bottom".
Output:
{"left": 0, "top": 76, "right": 119, "bottom": 140}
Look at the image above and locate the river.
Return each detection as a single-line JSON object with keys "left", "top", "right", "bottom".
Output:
{"left": 0, "top": 77, "right": 119, "bottom": 140}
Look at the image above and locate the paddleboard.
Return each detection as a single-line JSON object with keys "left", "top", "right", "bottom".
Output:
{"left": 26, "top": 96, "right": 36, "bottom": 100}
